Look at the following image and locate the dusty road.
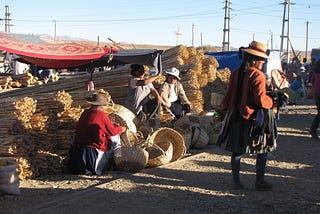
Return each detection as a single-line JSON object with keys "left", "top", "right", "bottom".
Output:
{"left": 1, "top": 99, "right": 320, "bottom": 214}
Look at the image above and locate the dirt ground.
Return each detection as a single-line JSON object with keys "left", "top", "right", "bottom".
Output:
{"left": 1, "top": 99, "right": 320, "bottom": 214}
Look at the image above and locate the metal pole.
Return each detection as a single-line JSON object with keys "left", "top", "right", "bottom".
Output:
{"left": 280, "top": 0, "right": 287, "bottom": 53}
{"left": 192, "top": 23, "right": 194, "bottom": 47}
{"left": 286, "top": 0, "right": 291, "bottom": 63}
{"left": 305, "top": 20, "right": 309, "bottom": 59}
{"left": 222, "top": 0, "right": 231, "bottom": 51}
{"left": 270, "top": 31, "right": 273, "bottom": 50}
{"left": 53, "top": 20, "right": 57, "bottom": 40}
{"left": 200, "top": 32, "right": 203, "bottom": 50}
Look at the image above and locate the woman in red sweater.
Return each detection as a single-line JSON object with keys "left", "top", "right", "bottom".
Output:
{"left": 218, "top": 41, "right": 276, "bottom": 191}
{"left": 69, "top": 91, "right": 126, "bottom": 175}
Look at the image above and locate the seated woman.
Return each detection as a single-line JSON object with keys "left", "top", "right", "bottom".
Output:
{"left": 289, "top": 74, "right": 306, "bottom": 103}
{"left": 159, "top": 67, "right": 193, "bottom": 119}
{"left": 125, "top": 64, "right": 162, "bottom": 123}
{"left": 68, "top": 91, "right": 127, "bottom": 175}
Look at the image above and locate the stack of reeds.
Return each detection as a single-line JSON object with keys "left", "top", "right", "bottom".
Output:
{"left": 0, "top": 75, "right": 12, "bottom": 90}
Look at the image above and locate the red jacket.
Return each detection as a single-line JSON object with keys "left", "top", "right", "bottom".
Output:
{"left": 223, "top": 66, "right": 273, "bottom": 120}
{"left": 74, "top": 108, "right": 123, "bottom": 152}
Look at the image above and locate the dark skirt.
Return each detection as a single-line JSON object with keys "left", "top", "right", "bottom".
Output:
{"left": 218, "top": 109, "right": 277, "bottom": 155}
{"left": 68, "top": 145, "right": 110, "bottom": 175}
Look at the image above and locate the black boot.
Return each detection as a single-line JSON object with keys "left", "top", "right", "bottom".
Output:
{"left": 310, "top": 113, "right": 320, "bottom": 139}
{"left": 255, "top": 153, "right": 272, "bottom": 191}
{"left": 231, "top": 153, "right": 244, "bottom": 190}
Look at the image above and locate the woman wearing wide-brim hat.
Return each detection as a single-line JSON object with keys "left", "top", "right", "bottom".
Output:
{"left": 68, "top": 91, "right": 127, "bottom": 175}
{"left": 217, "top": 41, "right": 277, "bottom": 191}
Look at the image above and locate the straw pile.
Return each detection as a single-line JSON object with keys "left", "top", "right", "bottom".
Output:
{"left": 0, "top": 91, "right": 83, "bottom": 179}
{"left": 159, "top": 45, "right": 230, "bottom": 116}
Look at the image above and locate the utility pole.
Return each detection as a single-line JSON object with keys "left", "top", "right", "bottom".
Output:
{"left": 175, "top": 28, "right": 182, "bottom": 46}
{"left": 53, "top": 20, "right": 57, "bottom": 40}
{"left": 270, "top": 30, "right": 274, "bottom": 50}
{"left": 280, "top": 0, "right": 295, "bottom": 63}
{"left": 192, "top": 23, "right": 194, "bottom": 47}
{"left": 4, "top": 5, "right": 12, "bottom": 32}
{"left": 222, "top": 0, "right": 231, "bottom": 51}
{"left": 200, "top": 32, "right": 203, "bottom": 50}
{"left": 305, "top": 20, "right": 309, "bottom": 59}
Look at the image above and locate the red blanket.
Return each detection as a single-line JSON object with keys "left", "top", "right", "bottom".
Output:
{"left": 0, "top": 32, "right": 117, "bottom": 68}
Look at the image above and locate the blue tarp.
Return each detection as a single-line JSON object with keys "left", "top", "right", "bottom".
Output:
{"left": 205, "top": 51, "right": 242, "bottom": 72}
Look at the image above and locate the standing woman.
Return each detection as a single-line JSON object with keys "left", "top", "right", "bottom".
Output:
{"left": 309, "top": 60, "right": 320, "bottom": 139}
{"left": 218, "top": 41, "right": 276, "bottom": 191}
{"left": 125, "top": 64, "right": 162, "bottom": 122}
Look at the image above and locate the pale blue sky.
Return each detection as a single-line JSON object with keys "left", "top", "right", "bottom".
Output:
{"left": 1, "top": 0, "right": 319, "bottom": 52}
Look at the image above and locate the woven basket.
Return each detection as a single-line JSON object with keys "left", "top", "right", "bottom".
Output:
{"left": 191, "top": 125, "right": 201, "bottom": 146}
{"left": 146, "top": 142, "right": 173, "bottom": 167}
{"left": 120, "top": 130, "right": 139, "bottom": 147}
{"left": 148, "top": 127, "right": 186, "bottom": 162}
{"left": 191, "top": 126, "right": 209, "bottom": 149}
{"left": 173, "top": 113, "right": 199, "bottom": 129}
{"left": 174, "top": 127, "right": 192, "bottom": 150}
{"left": 113, "top": 146, "right": 149, "bottom": 172}
{"left": 107, "top": 103, "right": 138, "bottom": 133}
{"left": 211, "top": 92, "right": 224, "bottom": 109}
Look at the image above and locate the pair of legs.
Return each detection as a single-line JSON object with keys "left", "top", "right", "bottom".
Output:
{"left": 310, "top": 93, "right": 320, "bottom": 139}
{"left": 170, "top": 100, "right": 191, "bottom": 119}
{"left": 231, "top": 152, "right": 272, "bottom": 191}
{"left": 68, "top": 135, "right": 121, "bottom": 175}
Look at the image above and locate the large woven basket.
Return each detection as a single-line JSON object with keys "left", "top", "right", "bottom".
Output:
{"left": 191, "top": 126, "right": 209, "bottom": 149}
{"left": 120, "top": 130, "right": 140, "bottom": 147}
{"left": 146, "top": 141, "right": 173, "bottom": 167}
{"left": 211, "top": 92, "right": 224, "bottom": 109}
{"left": 174, "top": 127, "right": 192, "bottom": 150}
{"left": 148, "top": 127, "right": 186, "bottom": 162}
{"left": 173, "top": 113, "right": 199, "bottom": 129}
{"left": 191, "top": 125, "right": 200, "bottom": 146}
{"left": 113, "top": 146, "right": 149, "bottom": 172}
{"left": 106, "top": 103, "right": 138, "bottom": 133}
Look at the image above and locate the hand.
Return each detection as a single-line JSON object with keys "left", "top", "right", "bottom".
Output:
{"left": 276, "top": 92, "right": 289, "bottom": 107}
{"left": 157, "top": 96, "right": 163, "bottom": 105}
{"left": 266, "top": 91, "right": 278, "bottom": 103}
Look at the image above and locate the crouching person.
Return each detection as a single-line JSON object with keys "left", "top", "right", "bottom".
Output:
{"left": 160, "top": 67, "right": 193, "bottom": 119}
{"left": 68, "top": 91, "right": 126, "bottom": 175}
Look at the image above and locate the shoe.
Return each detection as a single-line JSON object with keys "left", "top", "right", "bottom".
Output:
{"left": 255, "top": 181, "right": 273, "bottom": 191}
{"left": 232, "top": 183, "right": 244, "bottom": 190}
{"left": 309, "top": 129, "right": 319, "bottom": 139}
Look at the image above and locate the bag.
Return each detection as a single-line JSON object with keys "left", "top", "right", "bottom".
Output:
{"left": 216, "top": 110, "right": 233, "bottom": 148}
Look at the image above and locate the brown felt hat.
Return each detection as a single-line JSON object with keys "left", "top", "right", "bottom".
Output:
{"left": 86, "top": 92, "right": 108, "bottom": 106}
{"left": 242, "top": 41, "right": 269, "bottom": 59}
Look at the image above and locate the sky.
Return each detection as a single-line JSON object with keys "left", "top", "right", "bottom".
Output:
{"left": 1, "top": 0, "right": 319, "bottom": 53}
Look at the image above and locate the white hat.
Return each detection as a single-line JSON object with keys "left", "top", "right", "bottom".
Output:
{"left": 165, "top": 67, "right": 180, "bottom": 80}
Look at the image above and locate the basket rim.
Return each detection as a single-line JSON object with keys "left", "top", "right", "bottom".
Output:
{"left": 148, "top": 127, "right": 186, "bottom": 162}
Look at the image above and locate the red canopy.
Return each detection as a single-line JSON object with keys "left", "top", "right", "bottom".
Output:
{"left": 0, "top": 31, "right": 118, "bottom": 68}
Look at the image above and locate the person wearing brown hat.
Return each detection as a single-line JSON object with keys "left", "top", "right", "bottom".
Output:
{"left": 68, "top": 91, "right": 127, "bottom": 175}
{"left": 159, "top": 67, "right": 193, "bottom": 119}
{"left": 217, "top": 41, "right": 276, "bottom": 191}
